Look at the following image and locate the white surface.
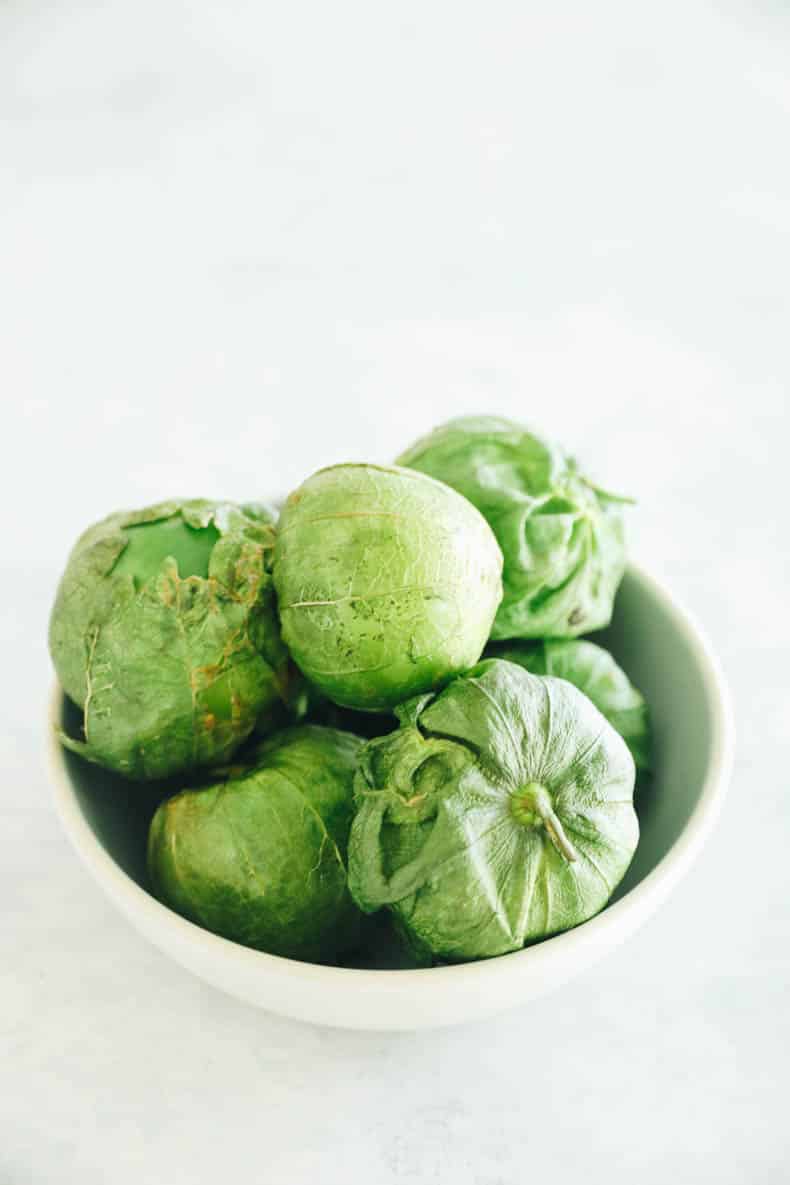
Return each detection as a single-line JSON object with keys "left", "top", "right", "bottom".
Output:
{"left": 1, "top": 0, "right": 788, "bottom": 1180}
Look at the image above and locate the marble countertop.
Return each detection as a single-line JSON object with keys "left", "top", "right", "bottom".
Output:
{"left": 2, "top": 2, "right": 788, "bottom": 1182}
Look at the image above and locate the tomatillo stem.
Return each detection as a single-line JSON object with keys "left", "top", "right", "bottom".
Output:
{"left": 542, "top": 813, "right": 578, "bottom": 863}
{"left": 510, "top": 782, "right": 578, "bottom": 863}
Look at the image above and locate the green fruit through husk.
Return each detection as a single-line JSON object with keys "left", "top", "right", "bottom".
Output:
{"left": 49, "top": 499, "right": 289, "bottom": 780}
{"left": 148, "top": 725, "right": 364, "bottom": 962}
{"left": 273, "top": 463, "right": 503, "bottom": 711}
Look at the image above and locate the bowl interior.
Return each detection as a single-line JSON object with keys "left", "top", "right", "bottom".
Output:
{"left": 55, "top": 566, "right": 717, "bottom": 966}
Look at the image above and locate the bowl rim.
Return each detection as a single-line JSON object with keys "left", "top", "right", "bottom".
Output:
{"left": 48, "top": 561, "right": 735, "bottom": 992}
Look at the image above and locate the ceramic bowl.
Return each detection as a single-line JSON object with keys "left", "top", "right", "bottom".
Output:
{"left": 49, "top": 565, "right": 734, "bottom": 1030}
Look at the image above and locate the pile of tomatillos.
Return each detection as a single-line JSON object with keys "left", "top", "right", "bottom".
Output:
{"left": 49, "top": 416, "right": 651, "bottom": 966}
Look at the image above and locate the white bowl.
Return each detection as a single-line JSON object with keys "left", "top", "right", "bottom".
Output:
{"left": 48, "top": 565, "right": 734, "bottom": 1031}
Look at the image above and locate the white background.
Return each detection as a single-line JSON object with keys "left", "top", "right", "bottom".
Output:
{"left": 2, "top": 2, "right": 789, "bottom": 1182}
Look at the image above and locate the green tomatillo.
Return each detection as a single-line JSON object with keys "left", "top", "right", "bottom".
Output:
{"left": 49, "top": 499, "right": 292, "bottom": 780}
{"left": 273, "top": 463, "right": 503, "bottom": 712}
{"left": 148, "top": 725, "right": 364, "bottom": 962}
{"left": 348, "top": 658, "right": 638, "bottom": 961}
{"left": 397, "top": 415, "right": 630, "bottom": 639}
